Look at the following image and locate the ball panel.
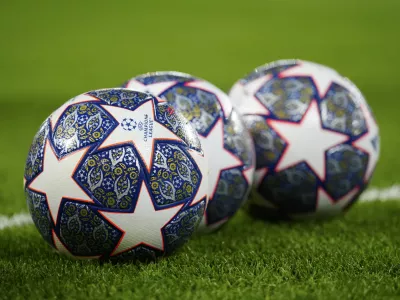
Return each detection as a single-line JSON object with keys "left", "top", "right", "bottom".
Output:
{"left": 259, "top": 162, "right": 318, "bottom": 214}
{"left": 207, "top": 168, "right": 249, "bottom": 224}
{"left": 75, "top": 146, "right": 142, "bottom": 211}
{"left": 87, "top": 89, "right": 152, "bottom": 110}
{"left": 149, "top": 142, "right": 202, "bottom": 206}
{"left": 110, "top": 245, "right": 158, "bottom": 262}
{"left": 320, "top": 84, "right": 367, "bottom": 136}
{"left": 239, "top": 60, "right": 298, "bottom": 85}
{"left": 256, "top": 77, "right": 315, "bottom": 121}
{"left": 59, "top": 201, "right": 122, "bottom": 257}
{"left": 242, "top": 115, "right": 286, "bottom": 170}
{"left": 24, "top": 120, "right": 49, "bottom": 183}
{"left": 163, "top": 198, "right": 206, "bottom": 254}
{"left": 160, "top": 86, "right": 222, "bottom": 136}
{"left": 53, "top": 103, "right": 116, "bottom": 157}
{"left": 153, "top": 102, "right": 202, "bottom": 152}
{"left": 325, "top": 144, "right": 368, "bottom": 199}
{"left": 223, "top": 109, "right": 255, "bottom": 169}
{"left": 25, "top": 188, "right": 53, "bottom": 246}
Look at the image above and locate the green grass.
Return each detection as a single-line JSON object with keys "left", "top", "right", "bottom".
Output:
{"left": 1, "top": 0, "right": 400, "bottom": 299}
{"left": 2, "top": 204, "right": 400, "bottom": 299}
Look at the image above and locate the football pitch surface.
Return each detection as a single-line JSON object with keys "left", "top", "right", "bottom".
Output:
{"left": 1, "top": 0, "right": 400, "bottom": 299}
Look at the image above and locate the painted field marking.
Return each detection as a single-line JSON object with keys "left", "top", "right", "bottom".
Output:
{"left": 1, "top": 185, "right": 400, "bottom": 231}
{"left": 358, "top": 185, "right": 400, "bottom": 202}
{"left": 0, "top": 212, "right": 33, "bottom": 230}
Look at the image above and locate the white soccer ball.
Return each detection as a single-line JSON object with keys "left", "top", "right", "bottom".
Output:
{"left": 229, "top": 59, "right": 380, "bottom": 219}
{"left": 24, "top": 88, "right": 208, "bottom": 260}
{"left": 123, "top": 72, "right": 256, "bottom": 231}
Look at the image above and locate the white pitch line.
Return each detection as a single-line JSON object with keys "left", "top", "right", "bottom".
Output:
{"left": 0, "top": 212, "right": 33, "bottom": 230}
{"left": 359, "top": 184, "right": 400, "bottom": 202}
{"left": 1, "top": 185, "right": 400, "bottom": 231}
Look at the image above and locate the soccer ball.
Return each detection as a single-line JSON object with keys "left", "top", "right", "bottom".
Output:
{"left": 24, "top": 88, "right": 208, "bottom": 260}
{"left": 229, "top": 59, "right": 380, "bottom": 219}
{"left": 122, "top": 72, "right": 256, "bottom": 231}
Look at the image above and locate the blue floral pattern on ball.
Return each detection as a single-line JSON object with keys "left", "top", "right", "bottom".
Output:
{"left": 260, "top": 162, "right": 318, "bottom": 214}
{"left": 320, "top": 84, "right": 368, "bottom": 136}
{"left": 164, "top": 200, "right": 206, "bottom": 253}
{"left": 87, "top": 89, "right": 152, "bottom": 111}
{"left": 325, "top": 144, "right": 368, "bottom": 199}
{"left": 256, "top": 77, "right": 315, "bottom": 122}
{"left": 242, "top": 115, "right": 286, "bottom": 170}
{"left": 24, "top": 88, "right": 207, "bottom": 261}
{"left": 59, "top": 201, "right": 122, "bottom": 257}
{"left": 207, "top": 168, "right": 248, "bottom": 224}
{"left": 24, "top": 120, "right": 49, "bottom": 182}
{"left": 161, "top": 86, "right": 222, "bottom": 136}
{"left": 25, "top": 189, "right": 53, "bottom": 245}
{"left": 53, "top": 103, "right": 116, "bottom": 157}
{"left": 149, "top": 142, "right": 201, "bottom": 206}
{"left": 223, "top": 110, "right": 254, "bottom": 168}
{"left": 76, "top": 146, "right": 142, "bottom": 211}
{"left": 154, "top": 102, "right": 202, "bottom": 152}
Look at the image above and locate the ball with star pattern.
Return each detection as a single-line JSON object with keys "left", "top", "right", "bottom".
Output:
{"left": 229, "top": 59, "right": 380, "bottom": 219}
{"left": 122, "top": 72, "right": 256, "bottom": 231}
{"left": 23, "top": 88, "right": 208, "bottom": 260}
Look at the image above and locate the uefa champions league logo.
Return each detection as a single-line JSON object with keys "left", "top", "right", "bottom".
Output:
{"left": 121, "top": 118, "right": 137, "bottom": 131}
{"left": 138, "top": 121, "right": 143, "bottom": 131}
{"left": 121, "top": 118, "right": 146, "bottom": 134}
{"left": 120, "top": 115, "right": 154, "bottom": 148}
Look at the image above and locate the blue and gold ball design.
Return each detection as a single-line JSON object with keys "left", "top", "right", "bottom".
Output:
{"left": 24, "top": 88, "right": 206, "bottom": 260}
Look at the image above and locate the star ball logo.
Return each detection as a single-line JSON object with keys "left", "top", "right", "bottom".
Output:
{"left": 121, "top": 118, "right": 149, "bottom": 135}
{"left": 121, "top": 115, "right": 154, "bottom": 150}
{"left": 121, "top": 118, "right": 137, "bottom": 131}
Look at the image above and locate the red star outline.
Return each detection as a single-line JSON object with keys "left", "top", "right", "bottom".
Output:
{"left": 98, "top": 183, "right": 184, "bottom": 256}
{"left": 267, "top": 100, "right": 349, "bottom": 182}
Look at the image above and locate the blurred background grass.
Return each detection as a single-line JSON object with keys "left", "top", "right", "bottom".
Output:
{"left": 1, "top": 0, "right": 399, "bottom": 100}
